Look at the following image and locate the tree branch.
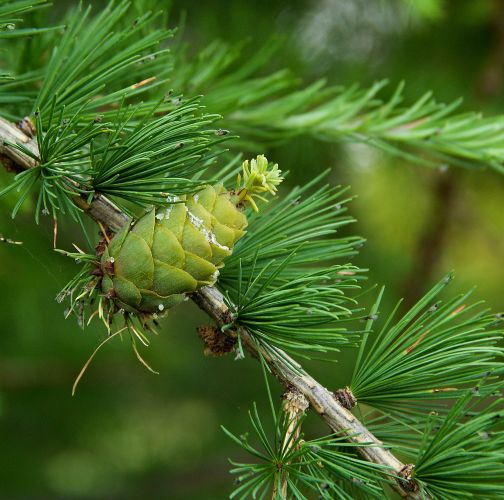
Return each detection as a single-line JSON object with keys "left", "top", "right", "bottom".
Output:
{"left": 0, "top": 117, "right": 419, "bottom": 498}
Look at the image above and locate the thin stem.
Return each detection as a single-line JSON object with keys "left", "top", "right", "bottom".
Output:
{"left": 272, "top": 389, "right": 308, "bottom": 499}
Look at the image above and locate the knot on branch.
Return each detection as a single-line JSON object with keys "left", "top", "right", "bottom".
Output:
{"left": 197, "top": 324, "right": 236, "bottom": 356}
{"left": 398, "top": 464, "right": 419, "bottom": 494}
{"left": 16, "top": 117, "right": 36, "bottom": 138}
{"left": 282, "top": 388, "right": 309, "bottom": 414}
{"left": 221, "top": 308, "right": 234, "bottom": 326}
{"left": 333, "top": 386, "right": 357, "bottom": 410}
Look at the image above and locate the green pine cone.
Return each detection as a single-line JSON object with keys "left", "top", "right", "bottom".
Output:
{"left": 100, "top": 184, "right": 247, "bottom": 314}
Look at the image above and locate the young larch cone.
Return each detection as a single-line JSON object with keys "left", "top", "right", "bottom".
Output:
{"left": 99, "top": 155, "right": 282, "bottom": 315}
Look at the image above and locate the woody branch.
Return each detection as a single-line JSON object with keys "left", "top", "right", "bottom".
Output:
{"left": 0, "top": 116, "right": 419, "bottom": 498}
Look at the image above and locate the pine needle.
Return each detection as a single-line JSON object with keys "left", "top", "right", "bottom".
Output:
{"left": 72, "top": 327, "right": 126, "bottom": 396}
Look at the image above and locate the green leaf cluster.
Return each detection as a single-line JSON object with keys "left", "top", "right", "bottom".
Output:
{"left": 217, "top": 173, "right": 364, "bottom": 355}
{"left": 223, "top": 402, "right": 391, "bottom": 499}
{"left": 173, "top": 41, "right": 504, "bottom": 174}
{"left": 414, "top": 392, "right": 504, "bottom": 499}
{"left": 0, "top": 1, "right": 229, "bottom": 219}
{"left": 350, "top": 275, "right": 503, "bottom": 418}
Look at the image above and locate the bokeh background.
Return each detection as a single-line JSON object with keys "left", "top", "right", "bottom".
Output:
{"left": 0, "top": 0, "right": 503, "bottom": 498}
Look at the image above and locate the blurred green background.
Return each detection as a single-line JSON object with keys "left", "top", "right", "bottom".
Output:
{"left": 0, "top": 0, "right": 503, "bottom": 498}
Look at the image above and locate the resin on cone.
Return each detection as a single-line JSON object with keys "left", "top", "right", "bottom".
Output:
{"left": 99, "top": 156, "right": 282, "bottom": 315}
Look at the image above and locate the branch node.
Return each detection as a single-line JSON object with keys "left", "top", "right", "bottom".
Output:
{"left": 197, "top": 324, "right": 236, "bottom": 356}
{"left": 222, "top": 309, "right": 234, "bottom": 325}
{"left": 16, "top": 117, "right": 36, "bottom": 138}
{"left": 398, "top": 464, "right": 419, "bottom": 494}
{"left": 333, "top": 386, "right": 357, "bottom": 410}
{"left": 282, "top": 388, "right": 309, "bottom": 414}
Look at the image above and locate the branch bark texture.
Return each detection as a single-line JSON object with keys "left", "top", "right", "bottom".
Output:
{"left": 0, "top": 117, "right": 419, "bottom": 498}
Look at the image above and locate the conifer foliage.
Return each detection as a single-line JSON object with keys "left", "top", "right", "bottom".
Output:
{"left": 0, "top": 1, "right": 503, "bottom": 498}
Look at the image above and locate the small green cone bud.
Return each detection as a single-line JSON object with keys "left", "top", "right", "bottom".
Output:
{"left": 234, "top": 155, "right": 282, "bottom": 211}
{"left": 101, "top": 184, "right": 247, "bottom": 314}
